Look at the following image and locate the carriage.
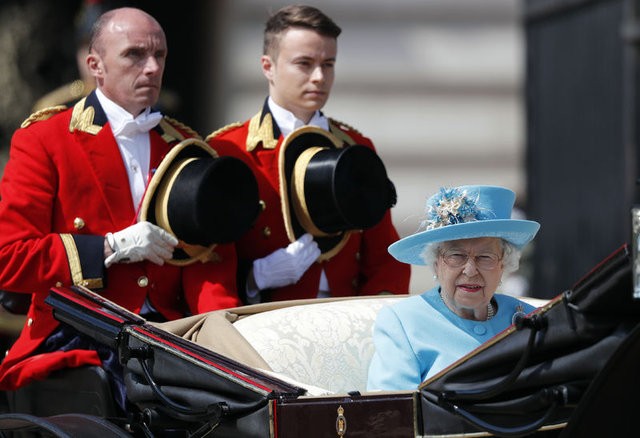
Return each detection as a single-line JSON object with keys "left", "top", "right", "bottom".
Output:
{"left": 0, "top": 243, "right": 638, "bottom": 437}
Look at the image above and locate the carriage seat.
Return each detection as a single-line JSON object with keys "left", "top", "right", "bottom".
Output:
{"left": 233, "top": 296, "right": 403, "bottom": 395}
{"left": 231, "top": 295, "right": 547, "bottom": 396}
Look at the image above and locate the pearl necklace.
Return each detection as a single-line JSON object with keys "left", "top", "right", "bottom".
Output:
{"left": 440, "top": 291, "right": 496, "bottom": 321}
{"left": 486, "top": 300, "right": 495, "bottom": 320}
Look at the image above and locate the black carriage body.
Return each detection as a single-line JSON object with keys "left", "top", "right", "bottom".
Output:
{"left": 3, "top": 244, "right": 640, "bottom": 437}
{"left": 420, "top": 244, "right": 640, "bottom": 437}
{"left": 41, "top": 286, "right": 420, "bottom": 437}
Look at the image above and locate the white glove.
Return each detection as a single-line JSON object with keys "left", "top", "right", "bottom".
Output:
{"left": 252, "top": 233, "right": 321, "bottom": 290}
{"left": 104, "top": 221, "right": 178, "bottom": 267}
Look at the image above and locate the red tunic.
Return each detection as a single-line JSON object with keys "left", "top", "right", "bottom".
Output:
{"left": 206, "top": 104, "right": 410, "bottom": 301}
{"left": 0, "top": 92, "right": 240, "bottom": 390}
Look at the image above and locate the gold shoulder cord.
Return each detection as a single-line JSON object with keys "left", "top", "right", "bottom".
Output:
{"left": 20, "top": 106, "right": 67, "bottom": 129}
{"left": 162, "top": 116, "right": 201, "bottom": 140}
{"left": 328, "top": 118, "right": 359, "bottom": 146}
{"left": 204, "top": 121, "right": 243, "bottom": 142}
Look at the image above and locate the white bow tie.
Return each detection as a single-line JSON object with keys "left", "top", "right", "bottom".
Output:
{"left": 113, "top": 112, "right": 163, "bottom": 137}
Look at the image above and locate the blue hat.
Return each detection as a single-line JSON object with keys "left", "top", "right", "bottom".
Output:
{"left": 388, "top": 185, "right": 540, "bottom": 265}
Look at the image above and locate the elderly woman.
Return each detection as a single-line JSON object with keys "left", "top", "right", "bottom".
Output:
{"left": 367, "top": 185, "right": 540, "bottom": 391}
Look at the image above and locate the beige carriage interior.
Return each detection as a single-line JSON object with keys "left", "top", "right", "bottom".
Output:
{"left": 155, "top": 294, "right": 547, "bottom": 397}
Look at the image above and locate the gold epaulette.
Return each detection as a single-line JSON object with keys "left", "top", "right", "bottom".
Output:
{"left": 163, "top": 116, "right": 202, "bottom": 139}
{"left": 21, "top": 105, "right": 67, "bottom": 129}
{"left": 328, "top": 118, "right": 361, "bottom": 146}
{"left": 329, "top": 118, "right": 362, "bottom": 135}
{"left": 204, "top": 121, "right": 243, "bottom": 142}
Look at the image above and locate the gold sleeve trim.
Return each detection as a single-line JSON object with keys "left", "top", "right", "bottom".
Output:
{"left": 59, "top": 233, "right": 104, "bottom": 289}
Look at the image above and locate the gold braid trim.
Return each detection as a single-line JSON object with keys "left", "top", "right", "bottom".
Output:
{"left": 59, "top": 234, "right": 104, "bottom": 289}
{"left": 291, "top": 147, "right": 338, "bottom": 238}
{"left": 328, "top": 118, "right": 361, "bottom": 145}
{"left": 329, "top": 118, "right": 362, "bottom": 135}
{"left": 204, "top": 122, "right": 243, "bottom": 142}
{"left": 247, "top": 112, "right": 278, "bottom": 151}
{"left": 158, "top": 119, "right": 184, "bottom": 143}
{"left": 69, "top": 98, "right": 101, "bottom": 134}
{"left": 162, "top": 117, "right": 201, "bottom": 140}
{"left": 20, "top": 106, "right": 67, "bottom": 129}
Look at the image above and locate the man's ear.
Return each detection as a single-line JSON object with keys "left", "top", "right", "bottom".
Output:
{"left": 261, "top": 55, "right": 274, "bottom": 81}
{"left": 86, "top": 53, "right": 103, "bottom": 78}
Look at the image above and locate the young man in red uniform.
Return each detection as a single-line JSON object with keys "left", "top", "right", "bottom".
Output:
{"left": 207, "top": 5, "right": 410, "bottom": 303}
{"left": 0, "top": 8, "right": 241, "bottom": 397}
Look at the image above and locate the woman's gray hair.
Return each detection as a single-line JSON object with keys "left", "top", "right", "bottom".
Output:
{"left": 420, "top": 239, "right": 521, "bottom": 276}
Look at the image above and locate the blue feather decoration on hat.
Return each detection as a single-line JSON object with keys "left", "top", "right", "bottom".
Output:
{"left": 422, "top": 187, "right": 493, "bottom": 230}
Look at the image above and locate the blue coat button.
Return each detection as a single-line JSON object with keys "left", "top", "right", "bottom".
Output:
{"left": 473, "top": 325, "right": 487, "bottom": 335}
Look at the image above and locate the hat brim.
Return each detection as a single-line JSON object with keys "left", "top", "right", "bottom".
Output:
{"left": 388, "top": 219, "right": 540, "bottom": 265}
{"left": 278, "top": 126, "right": 351, "bottom": 261}
{"left": 139, "top": 138, "right": 219, "bottom": 266}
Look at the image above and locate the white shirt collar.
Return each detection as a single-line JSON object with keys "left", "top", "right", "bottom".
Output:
{"left": 95, "top": 88, "right": 157, "bottom": 136}
{"left": 268, "top": 97, "right": 329, "bottom": 138}
{"left": 95, "top": 88, "right": 156, "bottom": 210}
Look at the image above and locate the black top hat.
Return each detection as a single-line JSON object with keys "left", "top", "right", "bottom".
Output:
{"left": 140, "top": 138, "right": 260, "bottom": 266}
{"left": 279, "top": 126, "right": 397, "bottom": 260}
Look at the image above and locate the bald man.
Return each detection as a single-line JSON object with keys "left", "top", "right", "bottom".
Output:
{"left": 0, "top": 8, "right": 240, "bottom": 399}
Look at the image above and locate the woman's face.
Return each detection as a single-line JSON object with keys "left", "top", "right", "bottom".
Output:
{"left": 435, "top": 237, "right": 504, "bottom": 320}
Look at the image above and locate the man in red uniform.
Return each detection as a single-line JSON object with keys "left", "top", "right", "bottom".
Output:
{"left": 0, "top": 7, "right": 240, "bottom": 396}
{"left": 207, "top": 5, "right": 410, "bottom": 303}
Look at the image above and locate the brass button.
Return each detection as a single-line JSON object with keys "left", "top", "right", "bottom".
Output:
{"left": 352, "top": 278, "right": 359, "bottom": 289}
{"left": 55, "top": 281, "right": 63, "bottom": 287}
{"left": 259, "top": 200, "right": 266, "bottom": 211}
{"left": 137, "top": 276, "right": 149, "bottom": 288}
{"left": 262, "top": 226, "right": 271, "bottom": 237}
{"left": 73, "top": 217, "right": 86, "bottom": 230}
{"left": 27, "top": 318, "right": 33, "bottom": 327}
{"left": 355, "top": 252, "right": 361, "bottom": 261}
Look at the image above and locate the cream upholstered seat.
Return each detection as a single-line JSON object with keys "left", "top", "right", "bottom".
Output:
{"left": 233, "top": 296, "right": 404, "bottom": 395}
{"left": 160, "top": 294, "right": 546, "bottom": 396}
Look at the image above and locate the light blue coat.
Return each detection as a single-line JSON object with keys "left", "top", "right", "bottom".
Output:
{"left": 366, "top": 287, "right": 536, "bottom": 391}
